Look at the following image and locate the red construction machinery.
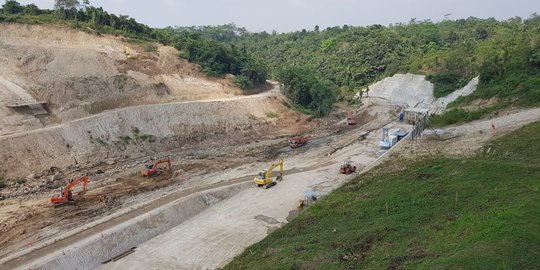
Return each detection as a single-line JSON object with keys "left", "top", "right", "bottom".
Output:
{"left": 288, "top": 136, "right": 309, "bottom": 148}
{"left": 49, "top": 175, "right": 88, "bottom": 206}
{"left": 339, "top": 161, "right": 357, "bottom": 174}
{"left": 141, "top": 157, "right": 171, "bottom": 177}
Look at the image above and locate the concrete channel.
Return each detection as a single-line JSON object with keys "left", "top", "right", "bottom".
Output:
{"left": 12, "top": 182, "right": 251, "bottom": 270}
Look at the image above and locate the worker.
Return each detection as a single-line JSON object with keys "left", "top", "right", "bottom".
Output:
{"left": 399, "top": 111, "right": 404, "bottom": 122}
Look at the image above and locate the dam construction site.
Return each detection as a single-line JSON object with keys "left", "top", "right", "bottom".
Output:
{"left": 0, "top": 7, "right": 539, "bottom": 270}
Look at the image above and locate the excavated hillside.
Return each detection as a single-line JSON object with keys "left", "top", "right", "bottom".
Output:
{"left": 0, "top": 23, "right": 308, "bottom": 179}
{"left": 0, "top": 23, "right": 242, "bottom": 134}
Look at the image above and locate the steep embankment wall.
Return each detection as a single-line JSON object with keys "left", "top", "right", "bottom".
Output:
{"left": 0, "top": 94, "right": 283, "bottom": 178}
{"left": 367, "top": 73, "right": 479, "bottom": 112}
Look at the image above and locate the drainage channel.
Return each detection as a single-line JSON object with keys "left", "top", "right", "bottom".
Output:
{"left": 5, "top": 177, "right": 253, "bottom": 270}
{"left": 22, "top": 182, "right": 251, "bottom": 270}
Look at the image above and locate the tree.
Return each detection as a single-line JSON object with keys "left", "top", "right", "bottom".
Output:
{"left": 54, "top": 0, "right": 80, "bottom": 10}
{"left": 24, "top": 3, "right": 40, "bottom": 15}
{"left": 276, "top": 66, "right": 336, "bottom": 116}
{"left": 2, "top": 0, "right": 23, "bottom": 14}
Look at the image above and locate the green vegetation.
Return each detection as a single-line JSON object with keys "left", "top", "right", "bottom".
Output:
{"left": 2, "top": 2, "right": 539, "bottom": 117}
{"left": 0, "top": 176, "right": 5, "bottom": 190}
{"left": 89, "top": 127, "right": 156, "bottom": 148}
{"left": 428, "top": 107, "right": 496, "bottom": 127}
{"left": 118, "top": 135, "right": 132, "bottom": 145}
{"left": 427, "top": 73, "right": 472, "bottom": 98}
{"left": 0, "top": 1, "right": 267, "bottom": 90}
{"left": 225, "top": 121, "right": 540, "bottom": 269}
{"left": 15, "top": 178, "right": 26, "bottom": 185}
{"left": 185, "top": 16, "right": 540, "bottom": 118}
{"left": 276, "top": 66, "right": 337, "bottom": 117}
{"left": 265, "top": 112, "right": 279, "bottom": 118}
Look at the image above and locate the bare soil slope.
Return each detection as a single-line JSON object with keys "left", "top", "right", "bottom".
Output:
{"left": 0, "top": 23, "right": 311, "bottom": 180}
{"left": 0, "top": 23, "right": 240, "bottom": 135}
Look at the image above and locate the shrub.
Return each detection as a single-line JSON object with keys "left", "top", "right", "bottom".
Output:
{"left": 265, "top": 112, "right": 279, "bottom": 118}
{"left": 429, "top": 108, "right": 489, "bottom": 127}
{"left": 276, "top": 66, "right": 337, "bottom": 117}
{"left": 427, "top": 73, "right": 471, "bottom": 98}
{"left": 15, "top": 178, "right": 26, "bottom": 185}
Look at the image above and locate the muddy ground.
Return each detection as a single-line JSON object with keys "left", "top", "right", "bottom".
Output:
{"left": 0, "top": 103, "right": 380, "bottom": 263}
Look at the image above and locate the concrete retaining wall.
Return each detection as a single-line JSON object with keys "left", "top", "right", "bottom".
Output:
{"left": 25, "top": 182, "right": 250, "bottom": 270}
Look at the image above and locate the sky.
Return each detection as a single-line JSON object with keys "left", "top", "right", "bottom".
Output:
{"left": 16, "top": 0, "right": 540, "bottom": 32}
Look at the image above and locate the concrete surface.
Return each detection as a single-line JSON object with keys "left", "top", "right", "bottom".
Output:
{"left": 96, "top": 123, "right": 412, "bottom": 270}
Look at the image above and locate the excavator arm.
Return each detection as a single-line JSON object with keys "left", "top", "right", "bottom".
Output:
{"left": 50, "top": 175, "right": 88, "bottom": 205}
{"left": 152, "top": 158, "right": 171, "bottom": 171}
{"left": 62, "top": 175, "right": 88, "bottom": 198}
{"left": 141, "top": 157, "right": 171, "bottom": 177}
{"left": 255, "top": 159, "right": 283, "bottom": 188}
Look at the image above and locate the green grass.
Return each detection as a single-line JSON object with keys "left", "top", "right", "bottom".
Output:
{"left": 265, "top": 112, "right": 279, "bottom": 118}
{"left": 282, "top": 101, "right": 315, "bottom": 116}
{"left": 432, "top": 72, "right": 540, "bottom": 127}
{"left": 428, "top": 107, "right": 498, "bottom": 127}
{"left": 225, "top": 121, "right": 540, "bottom": 269}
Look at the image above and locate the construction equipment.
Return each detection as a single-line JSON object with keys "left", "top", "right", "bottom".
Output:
{"left": 339, "top": 161, "right": 357, "bottom": 174}
{"left": 288, "top": 136, "right": 309, "bottom": 148}
{"left": 141, "top": 157, "right": 171, "bottom": 177}
{"left": 254, "top": 159, "right": 283, "bottom": 189}
{"left": 49, "top": 175, "right": 88, "bottom": 205}
{"left": 379, "top": 128, "right": 391, "bottom": 148}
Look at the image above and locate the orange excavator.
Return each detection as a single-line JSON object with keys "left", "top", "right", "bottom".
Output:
{"left": 141, "top": 157, "right": 171, "bottom": 177}
{"left": 50, "top": 175, "right": 88, "bottom": 206}
{"left": 288, "top": 136, "right": 309, "bottom": 148}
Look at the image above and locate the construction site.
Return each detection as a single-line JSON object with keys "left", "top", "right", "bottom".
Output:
{"left": 0, "top": 23, "right": 539, "bottom": 270}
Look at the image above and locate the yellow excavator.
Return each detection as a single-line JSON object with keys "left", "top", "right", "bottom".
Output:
{"left": 254, "top": 159, "right": 283, "bottom": 189}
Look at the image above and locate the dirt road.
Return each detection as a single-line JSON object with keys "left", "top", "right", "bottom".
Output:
{"left": 1, "top": 101, "right": 394, "bottom": 270}
{"left": 98, "top": 108, "right": 540, "bottom": 270}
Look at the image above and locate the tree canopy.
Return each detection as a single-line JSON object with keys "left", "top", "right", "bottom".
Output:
{"left": 1, "top": 2, "right": 538, "bottom": 116}
{"left": 54, "top": 0, "right": 79, "bottom": 10}
{"left": 184, "top": 16, "right": 540, "bottom": 112}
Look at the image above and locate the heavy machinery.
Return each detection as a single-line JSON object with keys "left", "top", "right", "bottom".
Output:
{"left": 141, "top": 157, "right": 171, "bottom": 177}
{"left": 339, "top": 161, "right": 357, "bottom": 174}
{"left": 254, "top": 159, "right": 283, "bottom": 189}
{"left": 50, "top": 175, "right": 88, "bottom": 206}
{"left": 288, "top": 136, "right": 309, "bottom": 148}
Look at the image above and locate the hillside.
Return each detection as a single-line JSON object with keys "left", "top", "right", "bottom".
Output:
{"left": 0, "top": 23, "right": 245, "bottom": 134}
{"left": 225, "top": 120, "right": 540, "bottom": 269}
{"left": 182, "top": 17, "right": 540, "bottom": 122}
{"left": 0, "top": 2, "right": 538, "bottom": 270}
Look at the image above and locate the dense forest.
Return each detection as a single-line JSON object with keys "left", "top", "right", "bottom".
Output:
{"left": 1, "top": 0, "right": 539, "bottom": 119}
{"left": 177, "top": 18, "right": 540, "bottom": 119}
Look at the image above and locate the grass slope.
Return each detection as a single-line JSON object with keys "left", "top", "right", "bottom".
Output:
{"left": 225, "top": 121, "right": 540, "bottom": 269}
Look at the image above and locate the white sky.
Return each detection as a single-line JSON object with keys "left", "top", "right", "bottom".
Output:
{"left": 15, "top": 0, "right": 540, "bottom": 32}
